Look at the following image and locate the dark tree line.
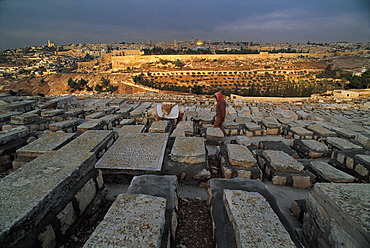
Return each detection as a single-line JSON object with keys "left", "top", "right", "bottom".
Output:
{"left": 317, "top": 68, "right": 370, "bottom": 89}
{"left": 67, "top": 77, "right": 118, "bottom": 93}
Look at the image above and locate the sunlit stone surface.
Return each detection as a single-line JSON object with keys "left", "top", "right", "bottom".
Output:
{"left": 83, "top": 194, "right": 166, "bottom": 248}
{"left": 96, "top": 133, "right": 168, "bottom": 172}
{"left": 223, "top": 189, "right": 295, "bottom": 248}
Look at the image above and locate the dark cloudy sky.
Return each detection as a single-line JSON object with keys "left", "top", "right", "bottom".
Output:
{"left": 0, "top": 0, "right": 369, "bottom": 50}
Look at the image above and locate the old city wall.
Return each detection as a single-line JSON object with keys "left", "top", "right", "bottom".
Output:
{"left": 111, "top": 53, "right": 332, "bottom": 72}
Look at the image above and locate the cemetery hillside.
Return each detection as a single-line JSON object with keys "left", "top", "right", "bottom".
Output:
{"left": 0, "top": 40, "right": 369, "bottom": 248}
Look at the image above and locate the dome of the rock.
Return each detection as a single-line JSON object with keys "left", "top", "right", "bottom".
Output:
{"left": 196, "top": 40, "right": 204, "bottom": 46}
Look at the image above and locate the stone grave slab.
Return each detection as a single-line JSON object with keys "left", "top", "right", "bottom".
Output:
{"left": 223, "top": 121, "right": 239, "bottom": 129}
{"left": 226, "top": 144, "right": 257, "bottom": 167}
{"left": 218, "top": 145, "right": 261, "bottom": 180}
{"left": 10, "top": 113, "right": 39, "bottom": 125}
{"left": 208, "top": 179, "right": 300, "bottom": 248}
{"left": 170, "top": 137, "right": 205, "bottom": 164}
{"left": 197, "top": 113, "right": 214, "bottom": 124}
{"left": 108, "top": 98, "right": 126, "bottom": 108}
{"left": 148, "top": 120, "right": 171, "bottom": 133}
{"left": 261, "top": 117, "right": 281, "bottom": 128}
{"left": 223, "top": 190, "right": 296, "bottom": 248}
{"left": 258, "top": 141, "right": 299, "bottom": 158}
{"left": 240, "top": 106, "right": 251, "bottom": 115}
{"left": 277, "top": 117, "right": 291, "bottom": 127}
{"left": 293, "top": 139, "right": 330, "bottom": 158}
{"left": 261, "top": 150, "right": 304, "bottom": 173}
{"left": 49, "top": 119, "right": 85, "bottom": 132}
{"left": 206, "top": 127, "right": 224, "bottom": 139}
{"left": 83, "top": 194, "right": 166, "bottom": 248}
{"left": 96, "top": 133, "right": 168, "bottom": 174}
{"left": 127, "top": 175, "right": 178, "bottom": 247}
{"left": 170, "top": 121, "right": 193, "bottom": 138}
{"left": 235, "top": 116, "right": 252, "bottom": 124}
{"left": 13, "top": 132, "right": 76, "bottom": 168}
{"left": 289, "top": 127, "right": 313, "bottom": 139}
{"left": 0, "top": 126, "right": 29, "bottom": 145}
{"left": 304, "top": 183, "right": 370, "bottom": 248}
{"left": 234, "top": 136, "right": 252, "bottom": 146}
{"left": 0, "top": 150, "right": 96, "bottom": 247}
{"left": 16, "top": 132, "right": 76, "bottom": 158}
{"left": 60, "top": 130, "right": 117, "bottom": 159}
{"left": 118, "top": 125, "right": 145, "bottom": 135}
{"left": 331, "top": 150, "right": 370, "bottom": 182}
{"left": 307, "top": 124, "right": 337, "bottom": 138}
{"left": 326, "top": 136, "right": 363, "bottom": 150}
{"left": 77, "top": 119, "right": 109, "bottom": 131}
{"left": 85, "top": 112, "right": 104, "bottom": 120}
{"left": 93, "top": 99, "right": 113, "bottom": 107}
{"left": 0, "top": 100, "right": 36, "bottom": 113}
{"left": 0, "top": 112, "right": 22, "bottom": 123}
{"left": 119, "top": 118, "right": 135, "bottom": 125}
{"left": 41, "top": 109, "right": 65, "bottom": 118}
{"left": 296, "top": 110, "right": 310, "bottom": 120}
{"left": 99, "top": 114, "right": 122, "bottom": 128}
{"left": 326, "top": 126, "right": 358, "bottom": 139}
{"left": 308, "top": 160, "right": 355, "bottom": 183}
{"left": 244, "top": 122, "right": 262, "bottom": 131}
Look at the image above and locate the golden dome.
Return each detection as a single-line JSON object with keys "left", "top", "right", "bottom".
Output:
{"left": 196, "top": 40, "right": 204, "bottom": 46}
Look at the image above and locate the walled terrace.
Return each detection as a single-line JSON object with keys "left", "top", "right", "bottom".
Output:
{"left": 0, "top": 92, "right": 369, "bottom": 248}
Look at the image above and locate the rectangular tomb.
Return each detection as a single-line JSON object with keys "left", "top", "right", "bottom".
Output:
{"left": 0, "top": 150, "right": 96, "bottom": 247}
{"left": 170, "top": 137, "right": 206, "bottom": 164}
{"left": 96, "top": 133, "right": 168, "bottom": 174}
{"left": 307, "top": 160, "right": 355, "bottom": 183}
{"left": 59, "top": 130, "right": 117, "bottom": 159}
{"left": 223, "top": 189, "right": 296, "bottom": 248}
{"left": 226, "top": 144, "right": 257, "bottom": 167}
{"left": 13, "top": 132, "right": 76, "bottom": 169}
{"left": 304, "top": 183, "right": 370, "bottom": 248}
{"left": 118, "top": 125, "right": 145, "bottom": 135}
{"left": 83, "top": 194, "right": 166, "bottom": 248}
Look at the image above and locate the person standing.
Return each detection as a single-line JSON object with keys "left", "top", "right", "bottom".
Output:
{"left": 213, "top": 91, "right": 227, "bottom": 136}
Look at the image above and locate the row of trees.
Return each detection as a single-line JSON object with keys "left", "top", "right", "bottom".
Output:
{"left": 67, "top": 77, "right": 118, "bottom": 93}
{"left": 133, "top": 74, "right": 335, "bottom": 97}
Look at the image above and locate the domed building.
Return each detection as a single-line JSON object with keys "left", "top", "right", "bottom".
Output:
{"left": 193, "top": 40, "right": 206, "bottom": 51}
{"left": 196, "top": 40, "right": 205, "bottom": 46}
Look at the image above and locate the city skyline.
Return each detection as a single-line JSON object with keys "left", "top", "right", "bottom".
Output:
{"left": 0, "top": 0, "right": 369, "bottom": 50}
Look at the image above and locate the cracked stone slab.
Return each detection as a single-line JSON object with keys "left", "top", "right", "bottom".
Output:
{"left": 83, "top": 194, "right": 166, "bottom": 248}
{"left": 223, "top": 189, "right": 295, "bottom": 248}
